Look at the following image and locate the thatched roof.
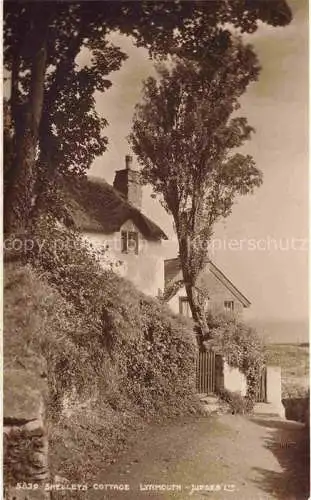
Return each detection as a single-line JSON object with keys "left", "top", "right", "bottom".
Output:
{"left": 62, "top": 175, "right": 168, "bottom": 241}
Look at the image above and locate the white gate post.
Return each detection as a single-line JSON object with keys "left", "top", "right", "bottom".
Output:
{"left": 266, "top": 366, "right": 285, "bottom": 418}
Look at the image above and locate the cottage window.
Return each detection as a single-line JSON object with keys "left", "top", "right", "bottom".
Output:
{"left": 121, "top": 230, "right": 139, "bottom": 254}
{"left": 224, "top": 300, "right": 234, "bottom": 312}
{"left": 179, "top": 297, "right": 192, "bottom": 318}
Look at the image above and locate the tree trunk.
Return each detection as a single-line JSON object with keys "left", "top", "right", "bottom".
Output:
{"left": 178, "top": 233, "right": 209, "bottom": 350}
{"left": 183, "top": 275, "right": 209, "bottom": 350}
{"left": 4, "top": 8, "right": 50, "bottom": 234}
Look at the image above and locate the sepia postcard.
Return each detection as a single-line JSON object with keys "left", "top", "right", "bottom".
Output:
{"left": 2, "top": 1, "right": 309, "bottom": 499}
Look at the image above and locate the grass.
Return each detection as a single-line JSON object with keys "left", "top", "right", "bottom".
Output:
{"left": 265, "top": 343, "right": 309, "bottom": 398}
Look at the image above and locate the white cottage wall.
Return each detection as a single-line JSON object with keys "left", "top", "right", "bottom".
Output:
{"left": 83, "top": 219, "right": 164, "bottom": 297}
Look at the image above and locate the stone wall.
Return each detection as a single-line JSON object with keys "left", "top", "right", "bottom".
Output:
{"left": 282, "top": 396, "right": 310, "bottom": 424}
{"left": 3, "top": 354, "right": 50, "bottom": 499}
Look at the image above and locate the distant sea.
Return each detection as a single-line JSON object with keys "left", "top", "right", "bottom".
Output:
{"left": 246, "top": 318, "right": 309, "bottom": 345}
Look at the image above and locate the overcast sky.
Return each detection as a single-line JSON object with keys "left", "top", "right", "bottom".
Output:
{"left": 90, "top": 0, "right": 308, "bottom": 323}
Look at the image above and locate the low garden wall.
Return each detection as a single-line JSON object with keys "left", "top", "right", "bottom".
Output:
{"left": 282, "top": 396, "right": 309, "bottom": 425}
{"left": 223, "top": 362, "right": 285, "bottom": 418}
{"left": 223, "top": 361, "right": 247, "bottom": 396}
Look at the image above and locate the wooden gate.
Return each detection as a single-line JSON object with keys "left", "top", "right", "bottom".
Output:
{"left": 196, "top": 350, "right": 218, "bottom": 394}
{"left": 255, "top": 366, "right": 267, "bottom": 402}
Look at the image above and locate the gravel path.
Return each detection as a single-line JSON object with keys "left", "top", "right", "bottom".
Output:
{"left": 86, "top": 412, "right": 309, "bottom": 500}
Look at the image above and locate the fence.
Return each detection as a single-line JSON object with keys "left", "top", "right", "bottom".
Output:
{"left": 255, "top": 366, "right": 267, "bottom": 402}
{"left": 196, "top": 350, "right": 219, "bottom": 394}
{"left": 196, "top": 351, "right": 268, "bottom": 402}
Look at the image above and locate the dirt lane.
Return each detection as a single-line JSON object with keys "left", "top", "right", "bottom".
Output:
{"left": 85, "top": 413, "right": 309, "bottom": 500}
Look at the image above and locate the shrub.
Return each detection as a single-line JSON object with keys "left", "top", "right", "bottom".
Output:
{"left": 5, "top": 215, "right": 198, "bottom": 419}
{"left": 204, "top": 311, "right": 265, "bottom": 402}
{"left": 218, "top": 389, "right": 254, "bottom": 415}
{"left": 282, "top": 389, "right": 310, "bottom": 425}
{"left": 4, "top": 217, "right": 201, "bottom": 483}
{"left": 3, "top": 262, "right": 103, "bottom": 418}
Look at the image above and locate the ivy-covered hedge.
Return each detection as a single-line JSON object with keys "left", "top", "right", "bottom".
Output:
{"left": 204, "top": 312, "right": 265, "bottom": 401}
{"left": 5, "top": 216, "right": 198, "bottom": 419}
{"left": 4, "top": 217, "right": 201, "bottom": 483}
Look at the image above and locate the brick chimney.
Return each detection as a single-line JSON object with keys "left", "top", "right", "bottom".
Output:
{"left": 113, "top": 155, "right": 142, "bottom": 209}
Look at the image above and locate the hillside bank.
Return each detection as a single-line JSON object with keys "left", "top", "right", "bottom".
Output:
{"left": 3, "top": 221, "right": 200, "bottom": 491}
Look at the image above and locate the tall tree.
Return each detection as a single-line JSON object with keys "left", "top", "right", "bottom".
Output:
{"left": 3, "top": 0, "right": 291, "bottom": 233}
{"left": 130, "top": 47, "right": 263, "bottom": 347}
{"left": 4, "top": 2, "right": 126, "bottom": 231}
{"left": 4, "top": 2, "right": 52, "bottom": 232}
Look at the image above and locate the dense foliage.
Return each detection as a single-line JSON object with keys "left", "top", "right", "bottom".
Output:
{"left": 218, "top": 389, "right": 254, "bottom": 414}
{"left": 204, "top": 312, "right": 265, "bottom": 401}
{"left": 4, "top": 218, "right": 201, "bottom": 481}
{"left": 4, "top": 217, "right": 198, "bottom": 419}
